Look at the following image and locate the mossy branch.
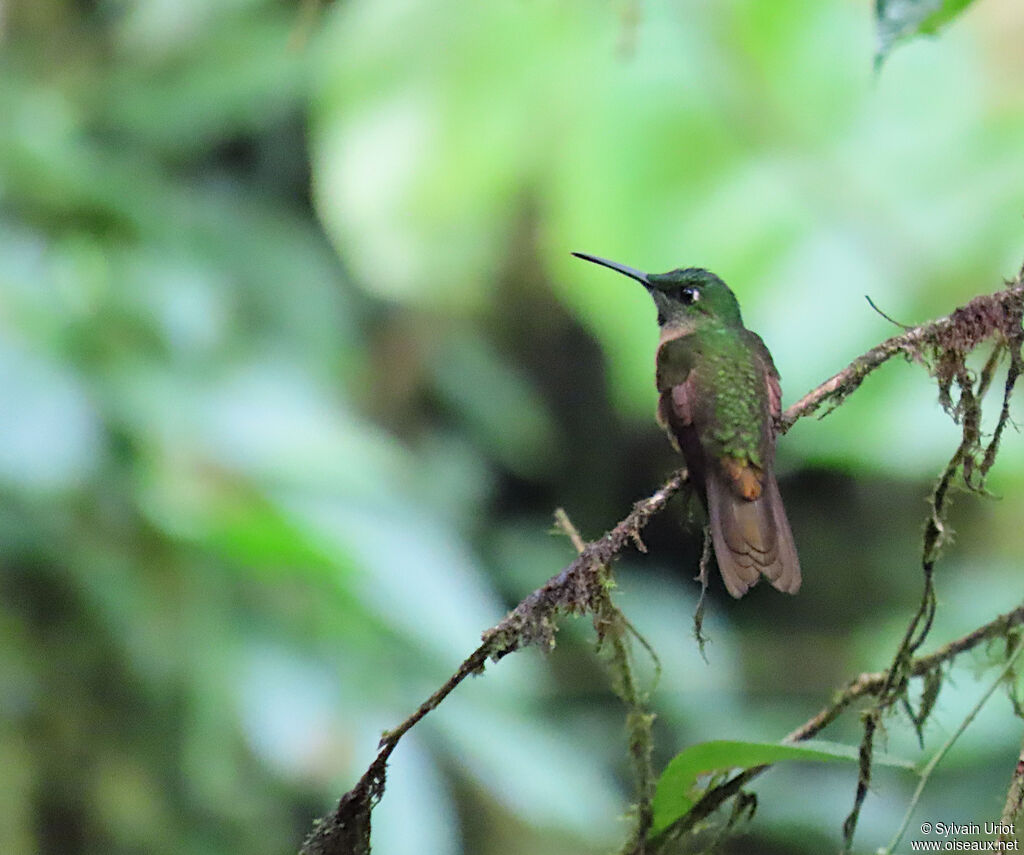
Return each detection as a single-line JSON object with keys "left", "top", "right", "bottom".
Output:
{"left": 652, "top": 603, "right": 1024, "bottom": 845}
{"left": 301, "top": 272, "right": 1024, "bottom": 855}
{"left": 300, "top": 473, "right": 686, "bottom": 855}
{"left": 778, "top": 272, "right": 1024, "bottom": 432}
{"left": 840, "top": 275, "right": 1024, "bottom": 851}
{"left": 998, "top": 735, "right": 1024, "bottom": 846}
{"left": 553, "top": 508, "right": 660, "bottom": 855}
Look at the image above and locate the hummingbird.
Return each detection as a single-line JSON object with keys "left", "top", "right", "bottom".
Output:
{"left": 572, "top": 252, "right": 800, "bottom": 598}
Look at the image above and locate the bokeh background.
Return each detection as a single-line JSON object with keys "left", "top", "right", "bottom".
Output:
{"left": 2, "top": 1, "right": 1024, "bottom": 853}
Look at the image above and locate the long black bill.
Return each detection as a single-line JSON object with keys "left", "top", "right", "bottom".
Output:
{"left": 571, "top": 252, "right": 650, "bottom": 288}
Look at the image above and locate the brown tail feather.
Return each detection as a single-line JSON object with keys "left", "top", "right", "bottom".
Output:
{"left": 706, "top": 469, "right": 801, "bottom": 598}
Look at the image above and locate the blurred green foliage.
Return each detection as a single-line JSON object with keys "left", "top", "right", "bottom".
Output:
{"left": 1, "top": 1, "right": 1023, "bottom": 854}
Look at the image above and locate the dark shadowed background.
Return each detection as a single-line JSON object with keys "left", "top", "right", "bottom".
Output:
{"left": 2, "top": 1, "right": 1023, "bottom": 853}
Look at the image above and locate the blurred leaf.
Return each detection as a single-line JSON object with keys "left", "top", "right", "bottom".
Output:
{"left": 430, "top": 331, "right": 559, "bottom": 478}
{"left": 0, "top": 337, "right": 102, "bottom": 492}
{"left": 651, "top": 739, "right": 915, "bottom": 834}
{"left": 284, "top": 492, "right": 506, "bottom": 667}
{"left": 438, "top": 699, "right": 622, "bottom": 845}
{"left": 875, "top": 0, "right": 977, "bottom": 68}
{"left": 0, "top": 711, "right": 34, "bottom": 855}
{"left": 104, "top": 13, "right": 307, "bottom": 155}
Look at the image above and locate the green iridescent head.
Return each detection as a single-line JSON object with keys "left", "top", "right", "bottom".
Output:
{"left": 572, "top": 252, "right": 743, "bottom": 328}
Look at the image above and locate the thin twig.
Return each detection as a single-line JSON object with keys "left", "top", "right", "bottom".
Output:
{"left": 865, "top": 294, "right": 913, "bottom": 330}
{"left": 651, "top": 603, "right": 1024, "bottom": 842}
{"left": 779, "top": 280, "right": 1024, "bottom": 431}
{"left": 692, "top": 526, "right": 712, "bottom": 662}
{"left": 554, "top": 508, "right": 658, "bottom": 855}
{"left": 882, "top": 635, "right": 1024, "bottom": 854}
{"left": 841, "top": 324, "right": 1013, "bottom": 850}
{"left": 998, "top": 733, "right": 1024, "bottom": 845}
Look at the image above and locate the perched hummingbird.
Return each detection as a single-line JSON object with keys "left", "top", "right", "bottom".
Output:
{"left": 572, "top": 252, "right": 801, "bottom": 598}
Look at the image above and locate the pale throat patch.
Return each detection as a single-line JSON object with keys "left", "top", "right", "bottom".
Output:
{"left": 657, "top": 318, "right": 701, "bottom": 347}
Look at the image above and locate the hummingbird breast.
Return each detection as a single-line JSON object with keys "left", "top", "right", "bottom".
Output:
{"left": 656, "top": 327, "right": 772, "bottom": 476}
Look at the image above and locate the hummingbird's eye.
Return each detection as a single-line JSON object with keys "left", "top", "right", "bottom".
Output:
{"left": 679, "top": 286, "right": 699, "bottom": 305}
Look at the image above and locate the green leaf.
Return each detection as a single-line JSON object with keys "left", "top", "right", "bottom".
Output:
{"left": 875, "top": 0, "right": 978, "bottom": 68}
{"left": 651, "top": 739, "right": 915, "bottom": 835}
